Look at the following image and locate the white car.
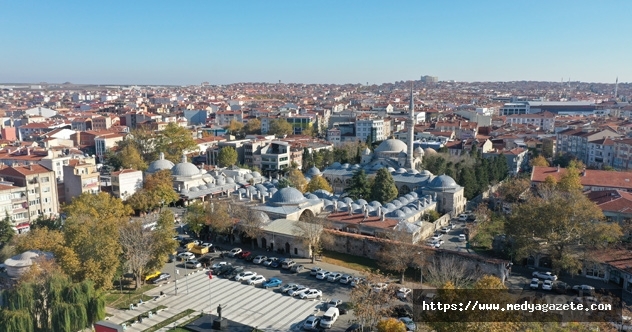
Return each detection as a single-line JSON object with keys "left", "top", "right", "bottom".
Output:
{"left": 228, "top": 248, "right": 242, "bottom": 257}
{"left": 441, "top": 226, "right": 451, "bottom": 233}
{"left": 201, "top": 242, "right": 213, "bottom": 248}
{"left": 300, "top": 289, "right": 323, "bottom": 299}
{"left": 288, "top": 285, "right": 310, "bottom": 297}
{"left": 459, "top": 234, "right": 467, "bottom": 242}
{"left": 532, "top": 271, "right": 558, "bottom": 281}
{"left": 252, "top": 255, "right": 267, "bottom": 264}
{"left": 178, "top": 252, "right": 195, "bottom": 260}
{"left": 542, "top": 280, "right": 553, "bottom": 291}
{"left": 373, "top": 283, "right": 388, "bottom": 292}
{"left": 310, "top": 267, "right": 323, "bottom": 276}
{"left": 327, "top": 299, "right": 342, "bottom": 308}
{"left": 397, "top": 287, "right": 412, "bottom": 299}
{"left": 280, "top": 283, "right": 300, "bottom": 294}
{"left": 234, "top": 271, "right": 257, "bottom": 281}
{"left": 302, "top": 315, "right": 321, "bottom": 331}
{"left": 427, "top": 239, "right": 444, "bottom": 248}
{"left": 339, "top": 275, "right": 353, "bottom": 284}
{"left": 327, "top": 272, "right": 343, "bottom": 282}
{"left": 316, "top": 271, "right": 331, "bottom": 280}
{"left": 530, "top": 278, "right": 540, "bottom": 289}
{"left": 399, "top": 317, "right": 416, "bottom": 331}
{"left": 458, "top": 214, "right": 468, "bottom": 222}
{"left": 350, "top": 277, "right": 365, "bottom": 287}
{"left": 183, "top": 260, "right": 201, "bottom": 268}
{"left": 246, "top": 275, "right": 266, "bottom": 285}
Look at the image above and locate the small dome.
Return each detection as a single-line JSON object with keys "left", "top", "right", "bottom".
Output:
{"left": 255, "top": 184, "right": 267, "bottom": 191}
{"left": 351, "top": 204, "right": 362, "bottom": 212}
{"left": 409, "top": 192, "right": 418, "bottom": 198}
{"left": 408, "top": 169, "right": 419, "bottom": 174}
{"left": 401, "top": 207, "right": 412, "bottom": 214}
{"left": 244, "top": 173, "right": 254, "bottom": 180}
{"left": 305, "top": 193, "right": 318, "bottom": 200}
{"left": 342, "top": 163, "right": 350, "bottom": 169}
{"left": 375, "top": 139, "right": 408, "bottom": 153}
{"left": 306, "top": 167, "right": 322, "bottom": 178}
{"left": 238, "top": 188, "right": 247, "bottom": 194}
{"left": 369, "top": 201, "right": 382, "bottom": 208}
{"left": 398, "top": 197, "right": 409, "bottom": 205}
{"left": 424, "top": 148, "right": 438, "bottom": 155}
{"left": 429, "top": 174, "right": 459, "bottom": 189}
{"left": 421, "top": 169, "right": 433, "bottom": 176}
{"left": 397, "top": 168, "right": 407, "bottom": 174}
{"left": 323, "top": 199, "right": 333, "bottom": 206}
{"left": 269, "top": 187, "right": 307, "bottom": 205}
{"left": 181, "top": 188, "right": 189, "bottom": 194}
{"left": 387, "top": 167, "right": 396, "bottom": 173}
{"left": 385, "top": 203, "right": 396, "bottom": 210}
{"left": 313, "top": 189, "right": 333, "bottom": 198}
{"left": 394, "top": 210, "right": 406, "bottom": 218}
{"left": 216, "top": 177, "right": 226, "bottom": 185}
{"left": 356, "top": 199, "right": 368, "bottom": 206}
{"left": 226, "top": 177, "right": 235, "bottom": 184}
{"left": 269, "top": 188, "right": 278, "bottom": 195}
{"left": 190, "top": 187, "right": 199, "bottom": 192}
{"left": 342, "top": 197, "right": 354, "bottom": 204}
{"left": 147, "top": 152, "right": 175, "bottom": 174}
{"left": 331, "top": 162, "right": 342, "bottom": 168}
{"left": 252, "top": 171, "right": 262, "bottom": 178}
{"left": 392, "top": 200, "right": 403, "bottom": 208}
{"left": 351, "top": 164, "right": 361, "bottom": 170}
{"left": 404, "top": 194, "right": 414, "bottom": 201}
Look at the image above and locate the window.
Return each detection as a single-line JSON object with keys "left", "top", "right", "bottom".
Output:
{"left": 43, "top": 187, "right": 50, "bottom": 193}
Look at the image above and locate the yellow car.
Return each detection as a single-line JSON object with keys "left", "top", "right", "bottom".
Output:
{"left": 144, "top": 271, "right": 161, "bottom": 282}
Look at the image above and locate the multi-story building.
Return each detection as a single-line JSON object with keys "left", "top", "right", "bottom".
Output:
{"left": 216, "top": 110, "right": 243, "bottom": 126}
{"left": 62, "top": 161, "right": 100, "bottom": 203}
{"left": 253, "top": 141, "right": 291, "bottom": 175}
{"left": 613, "top": 139, "right": 632, "bottom": 170}
{"left": 92, "top": 115, "right": 118, "bottom": 130}
{"left": 0, "top": 165, "right": 59, "bottom": 222}
{"left": 111, "top": 169, "right": 143, "bottom": 201}
{"left": 94, "top": 132, "right": 127, "bottom": 162}
{"left": 286, "top": 114, "right": 318, "bottom": 135}
{"left": 355, "top": 117, "right": 385, "bottom": 143}
{"left": 326, "top": 128, "right": 342, "bottom": 146}
{"left": 0, "top": 183, "right": 30, "bottom": 232}
{"left": 556, "top": 128, "right": 621, "bottom": 164}
{"left": 587, "top": 138, "right": 616, "bottom": 169}
{"left": 505, "top": 111, "right": 556, "bottom": 132}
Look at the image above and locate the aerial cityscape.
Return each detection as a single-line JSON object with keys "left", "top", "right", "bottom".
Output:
{"left": 1, "top": 1, "right": 632, "bottom": 332}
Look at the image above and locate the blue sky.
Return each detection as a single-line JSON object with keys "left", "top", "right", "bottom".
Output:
{"left": 1, "top": 1, "right": 630, "bottom": 85}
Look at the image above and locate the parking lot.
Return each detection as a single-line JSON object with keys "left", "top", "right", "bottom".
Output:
{"left": 150, "top": 248, "right": 365, "bottom": 331}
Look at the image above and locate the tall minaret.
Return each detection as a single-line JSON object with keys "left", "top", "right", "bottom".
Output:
{"left": 615, "top": 77, "right": 619, "bottom": 99}
{"left": 406, "top": 83, "right": 415, "bottom": 169}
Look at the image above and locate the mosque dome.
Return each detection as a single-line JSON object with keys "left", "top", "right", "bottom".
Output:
{"left": 424, "top": 148, "right": 438, "bottom": 155}
{"left": 269, "top": 187, "right": 307, "bottom": 205}
{"left": 375, "top": 139, "right": 408, "bottom": 153}
{"left": 331, "top": 162, "right": 342, "bottom": 168}
{"left": 147, "top": 152, "right": 175, "bottom": 174}
{"left": 429, "top": 175, "right": 459, "bottom": 189}
{"left": 305, "top": 167, "right": 322, "bottom": 178}
{"left": 171, "top": 154, "right": 202, "bottom": 177}
{"left": 251, "top": 171, "right": 262, "bottom": 178}
{"left": 414, "top": 146, "right": 424, "bottom": 156}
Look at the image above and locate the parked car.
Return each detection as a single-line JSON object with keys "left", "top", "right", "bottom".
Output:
{"left": 300, "top": 289, "right": 323, "bottom": 299}
{"left": 262, "top": 277, "right": 283, "bottom": 289}
{"left": 459, "top": 234, "right": 467, "bottom": 242}
{"left": 316, "top": 271, "right": 331, "bottom": 280}
{"left": 532, "top": 271, "right": 558, "bottom": 281}
{"left": 554, "top": 281, "right": 572, "bottom": 294}
{"left": 339, "top": 275, "right": 353, "bottom": 284}
{"left": 372, "top": 283, "right": 388, "bottom": 292}
{"left": 281, "top": 260, "right": 296, "bottom": 269}
{"left": 458, "top": 214, "right": 468, "bottom": 222}
{"left": 225, "top": 266, "right": 245, "bottom": 279}
{"left": 234, "top": 271, "right": 257, "bottom": 281}
{"left": 290, "top": 264, "right": 304, "bottom": 273}
{"left": 327, "top": 299, "right": 342, "bottom": 308}
{"left": 201, "top": 242, "right": 212, "bottom": 248}
{"left": 397, "top": 288, "right": 412, "bottom": 300}
{"left": 350, "top": 277, "right": 365, "bottom": 287}
{"left": 310, "top": 267, "right": 323, "bottom": 276}
{"left": 253, "top": 255, "right": 267, "bottom": 264}
{"left": 211, "top": 262, "right": 228, "bottom": 270}
{"left": 183, "top": 260, "right": 202, "bottom": 269}
{"left": 198, "top": 255, "right": 215, "bottom": 266}
{"left": 280, "top": 283, "right": 300, "bottom": 294}
{"left": 530, "top": 278, "right": 540, "bottom": 290}
{"left": 270, "top": 259, "right": 282, "bottom": 268}
{"left": 399, "top": 317, "right": 416, "bottom": 331}
{"left": 177, "top": 252, "right": 195, "bottom": 261}
{"left": 288, "top": 285, "right": 310, "bottom": 297}
{"left": 302, "top": 315, "right": 321, "bottom": 331}
{"left": 572, "top": 285, "right": 595, "bottom": 295}
{"left": 320, "top": 307, "right": 339, "bottom": 329}
{"left": 237, "top": 251, "right": 251, "bottom": 259}
{"left": 327, "top": 272, "right": 343, "bottom": 282}
{"left": 246, "top": 275, "right": 266, "bottom": 286}
{"left": 228, "top": 248, "right": 242, "bottom": 257}
{"left": 441, "top": 226, "right": 451, "bottom": 233}
{"left": 149, "top": 273, "right": 171, "bottom": 284}
{"left": 542, "top": 280, "right": 553, "bottom": 291}
{"left": 263, "top": 257, "right": 278, "bottom": 267}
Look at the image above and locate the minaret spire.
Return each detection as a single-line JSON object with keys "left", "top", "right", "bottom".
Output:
{"left": 615, "top": 77, "right": 619, "bottom": 99}
{"left": 406, "top": 82, "right": 415, "bottom": 169}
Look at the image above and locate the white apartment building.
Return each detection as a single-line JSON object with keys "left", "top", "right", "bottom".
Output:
{"left": 62, "top": 161, "right": 100, "bottom": 203}
{"left": 111, "top": 169, "right": 143, "bottom": 201}
{"left": 505, "top": 112, "right": 556, "bottom": 132}
{"left": 0, "top": 165, "right": 59, "bottom": 222}
{"left": 355, "top": 117, "right": 385, "bottom": 143}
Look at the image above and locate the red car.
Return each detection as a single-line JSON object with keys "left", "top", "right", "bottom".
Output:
{"left": 238, "top": 251, "right": 252, "bottom": 259}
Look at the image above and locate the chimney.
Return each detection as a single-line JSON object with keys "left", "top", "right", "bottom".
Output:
{"left": 556, "top": 165, "right": 560, "bottom": 172}
{"left": 380, "top": 209, "right": 385, "bottom": 221}
{"left": 27, "top": 148, "right": 30, "bottom": 156}
{"left": 348, "top": 204, "right": 353, "bottom": 216}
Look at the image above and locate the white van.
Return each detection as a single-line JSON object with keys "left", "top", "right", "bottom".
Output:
{"left": 320, "top": 307, "right": 339, "bottom": 328}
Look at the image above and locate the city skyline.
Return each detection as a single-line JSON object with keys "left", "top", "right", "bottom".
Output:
{"left": 1, "top": 0, "right": 630, "bottom": 85}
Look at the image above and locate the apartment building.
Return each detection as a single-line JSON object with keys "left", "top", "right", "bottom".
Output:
{"left": 62, "top": 161, "right": 100, "bottom": 203}
{"left": 0, "top": 184, "right": 30, "bottom": 232}
{"left": 587, "top": 138, "right": 616, "bottom": 169}
{"left": 94, "top": 132, "right": 127, "bottom": 162}
{"left": 216, "top": 110, "right": 243, "bottom": 126}
{"left": 505, "top": 112, "right": 556, "bottom": 132}
{"left": 0, "top": 165, "right": 59, "bottom": 221}
{"left": 556, "top": 128, "right": 621, "bottom": 164}
{"left": 613, "top": 139, "right": 632, "bottom": 171}
{"left": 111, "top": 169, "right": 143, "bottom": 201}
{"left": 253, "top": 141, "right": 291, "bottom": 175}
{"left": 355, "top": 117, "right": 385, "bottom": 143}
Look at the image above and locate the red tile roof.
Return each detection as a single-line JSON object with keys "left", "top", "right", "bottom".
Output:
{"left": 531, "top": 166, "right": 632, "bottom": 191}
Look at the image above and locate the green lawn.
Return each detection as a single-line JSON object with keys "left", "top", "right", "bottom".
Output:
{"left": 142, "top": 309, "right": 196, "bottom": 332}
{"left": 105, "top": 284, "right": 156, "bottom": 310}
{"left": 320, "top": 250, "right": 378, "bottom": 272}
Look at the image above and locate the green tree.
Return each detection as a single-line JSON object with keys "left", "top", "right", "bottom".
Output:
{"left": 287, "top": 168, "right": 308, "bottom": 192}
{"left": 115, "top": 128, "right": 156, "bottom": 164}
{"left": 376, "top": 318, "right": 406, "bottom": 332}
{"left": 458, "top": 168, "right": 477, "bottom": 199}
{"left": 63, "top": 192, "right": 133, "bottom": 289}
{"left": 244, "top": 118, "right": 261, "bottom": 135}
{"left": 371, "top": 168, "right": 398, "bottom": 203}
{"left": 206, "top": 200, "right": 234, "bottom": 239}
{"left": 530, "top": 155, "right": 549, "bottom": 167}
{"left": 305, "top": 176, "right": 333, "bottom": 193}
{"left": 119, "top": 220, "right": 155, "bottom": 289}
{"left": 116, "top": 144, "right": 148, "bottom": 171}
{"left": 217, "top": 146, "right": 238, "bottom": 167}
{"left": 497, "top": 178, "right": 530, "bottom": 203}
{"left": 185, "top": 201, "right": 206, "bottom": 238}
{"left": 155, "top": 123, "right": 198, "bottom": 163}
{"left": 0, "top": 269, "right": 105, "bottom": 332}
{"left": 146, "top": 210, "right": 178, "bottom": 273}
{"left": 0, "top": 211, "right": 15, "bottom": 248}
{"left": 345, "top": 169, "right": 371, "bottom": 200}
{"left": 541, "top": 139, "right": 554, "bottom": 158}
{"left": 424, "top": 210, "right": 440, "bottom": 222}
{"left": 376, "top": 230, "right": 415, "bottom": 282}
{"left": 277, "top": 178, "right": 292, "bottom": 189}
{"left": 225, "top": 119, "right": 244, "bottom": 135}
{"left": 268, "top": 118, "right": 293, "bottom": 136}
{"left": 557, "top": 166, "right": 583, "bottom": 192}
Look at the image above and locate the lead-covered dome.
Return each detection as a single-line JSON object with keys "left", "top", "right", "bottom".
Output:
{"left": 375, "top": 139, "right": 408, "bottom": 153}
{"left": 147, "top": 152, "right": 175, "bottom": 174}
{"left": 269, "top": 187, "right": 307, "bottom": 205}
{"left": 429, "top": 174, "right": 459, "bottom": 189}
{"left": 171, "top": 154, "right": 201, "bottom": 177}
{"left": 306, "top": 166, "right": 321, "bottom": 178}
